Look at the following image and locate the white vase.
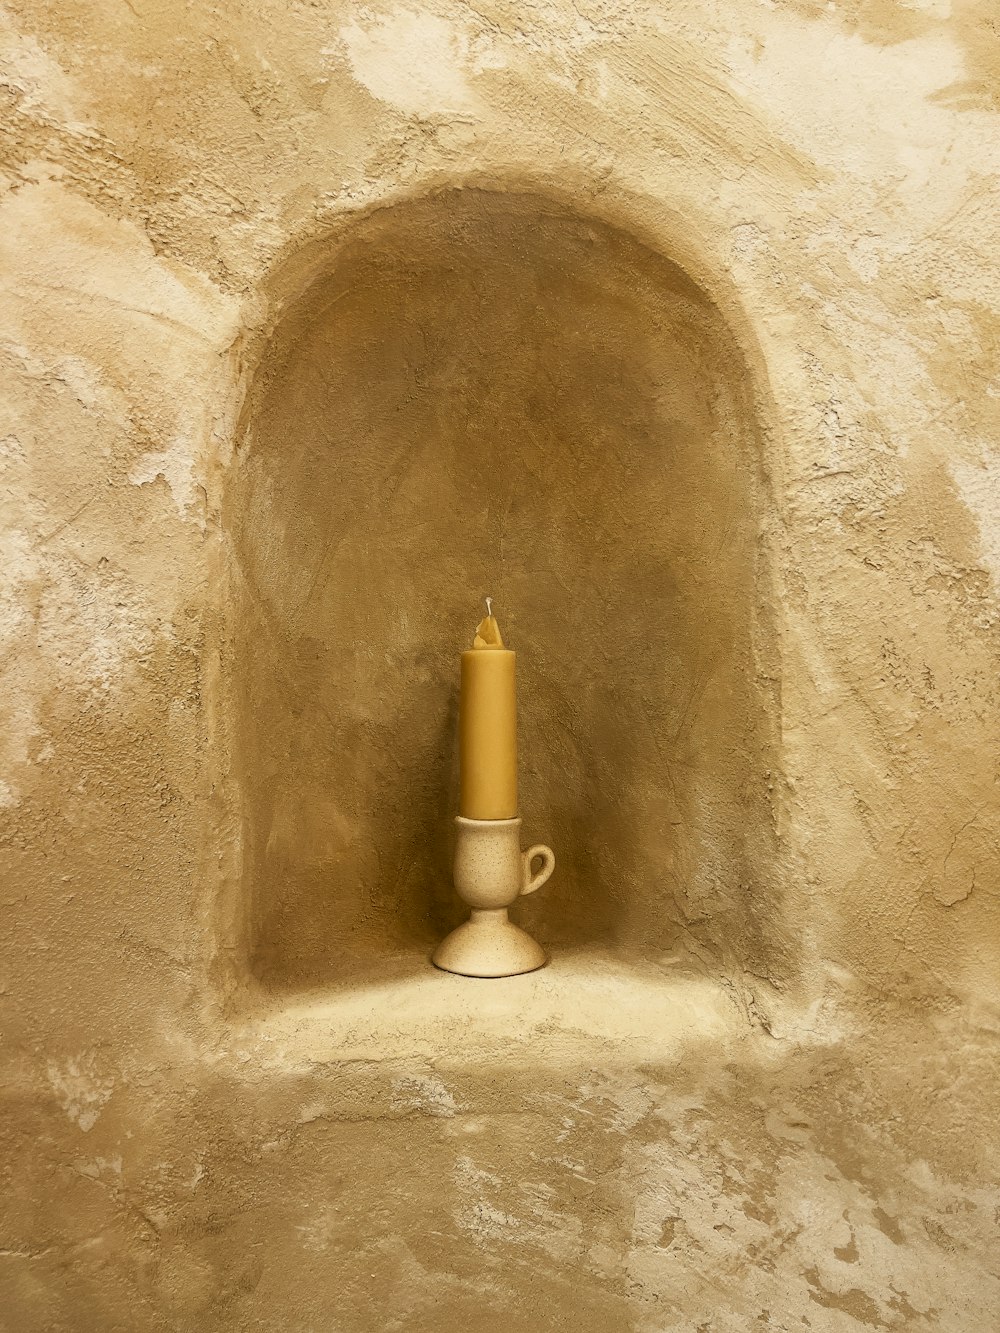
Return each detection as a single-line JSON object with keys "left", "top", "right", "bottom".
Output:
{"left": 432, "top": 817, "right": 555, "bottom": 978}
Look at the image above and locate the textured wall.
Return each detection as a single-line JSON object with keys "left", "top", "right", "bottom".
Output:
{"left": 2, "top": 1, "right": 999, "bottom": 1327}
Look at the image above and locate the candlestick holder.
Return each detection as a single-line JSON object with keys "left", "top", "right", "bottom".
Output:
{"left": 432, "top": 816, "right": 555, "bottom": 977}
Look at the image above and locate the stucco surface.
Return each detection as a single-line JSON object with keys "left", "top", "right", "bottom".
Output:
{"left": 2, "top": 0, "right": 999, "bottom": 1327}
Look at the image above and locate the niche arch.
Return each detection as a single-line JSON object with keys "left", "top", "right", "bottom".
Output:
{"left": 224, "top": 186, "right": 784, "bottom": 990}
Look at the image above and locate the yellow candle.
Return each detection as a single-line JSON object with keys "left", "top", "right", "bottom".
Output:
{"left": 459, "top": 601, "right": 518, "bottom": 820}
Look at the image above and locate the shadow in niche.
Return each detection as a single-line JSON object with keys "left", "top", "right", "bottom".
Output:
{"left": 226, "top": 187, "right": 780, "bottom": 992}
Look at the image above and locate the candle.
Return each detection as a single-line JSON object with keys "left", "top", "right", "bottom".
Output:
{"left": 459, "top": 598, "right": 518, "bottom": 820}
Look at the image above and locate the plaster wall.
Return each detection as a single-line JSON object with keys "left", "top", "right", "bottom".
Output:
{"left": 2, "top": 1, "right": 999, "bottom": 1328}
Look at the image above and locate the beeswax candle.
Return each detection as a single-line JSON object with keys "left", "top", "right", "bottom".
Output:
{"left": 459, "top": 601, "right": 517, "bottom": 819}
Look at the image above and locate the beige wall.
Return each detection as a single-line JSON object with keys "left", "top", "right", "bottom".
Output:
{"left": 2, "top": 1, "right": 998, "bottom": 1326}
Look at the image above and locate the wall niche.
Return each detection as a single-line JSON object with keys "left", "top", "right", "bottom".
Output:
{"left": 224, "top": 187, "right": 783, "bottom": 992}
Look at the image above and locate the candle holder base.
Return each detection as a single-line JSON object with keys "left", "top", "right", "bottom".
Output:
{"left": 433, "top": 908, "right": 546, "bottom": 978}
{"left": 432, "top": 815, "right": 555, "bottom": 979}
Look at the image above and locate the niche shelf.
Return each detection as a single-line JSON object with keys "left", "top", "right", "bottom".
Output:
{"left": 225, "top": 950, "right": 750, "bottom": 1071}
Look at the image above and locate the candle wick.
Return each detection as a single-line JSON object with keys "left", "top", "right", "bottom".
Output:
{"left": 485, "top": 596, "right": 493, "bottom": 618}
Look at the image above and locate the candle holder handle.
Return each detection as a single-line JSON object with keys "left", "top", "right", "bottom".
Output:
{"left": 521, "top": 845, "right": 555, "bottom": 896}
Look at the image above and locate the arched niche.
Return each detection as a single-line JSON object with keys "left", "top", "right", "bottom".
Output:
{"left": 224, "top": 187, "right": 784, "bottom": 991}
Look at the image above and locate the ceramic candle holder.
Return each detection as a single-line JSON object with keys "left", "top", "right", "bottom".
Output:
{"left": 432, "top": 817, "right": 555, "bottom": 978}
